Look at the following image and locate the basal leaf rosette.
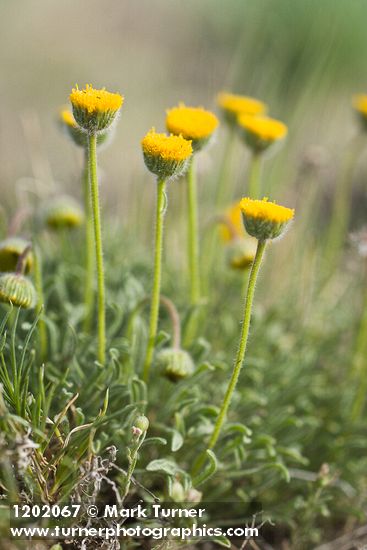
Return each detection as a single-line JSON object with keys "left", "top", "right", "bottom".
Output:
{"left": 238, "top": 114, "right": 288, "bottom": 154}
{"left": 141, "top": 129, "right": 193, "bottom": 180}
{"left": 69, "top": 84, "right": 123, "bottom": 133}
{"left": 240, "top": 197, "right": 294, "bottom": 241}
{"left": 0, "top": 273, "right": 37, "bottom": 309}
{"left": 166, "top": 104, "right": 219, "bottom": 151}
{"left": 217, "top": 92, "right": 267, "bottom": 126}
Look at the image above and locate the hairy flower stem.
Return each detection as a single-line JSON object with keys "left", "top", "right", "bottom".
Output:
{"left": 33, "top": 243, "right": 47, "bottom": 361}
{"left": 122, "top": 430, "right": 147, "bottom": 501}
{"left": 87, "top": 132, "right": 106, "bottom": 365}
{"left": 143, "top": 178, "right": 167, "bottom": 382}
{"left": 350, "top": 274, "right": 367, "bottom": 421}
{"left": 192, "top": 239, "right": 266, "bottom": 476}
{"left": 247, "top": 152, "right": 262, "bottom": 198}
{"left": 82, "top": 149, "right": 95, "bottom": 332}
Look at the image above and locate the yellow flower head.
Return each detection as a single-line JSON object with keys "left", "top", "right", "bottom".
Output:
{"left": 238, "top": 114, "right": 288, "bottom": 153}
{"left": 240, "top": 197, "right": 294, "bottom": 240}
{"left": 69, "top": 84, "right": 123, "bottom": 133}
{"left": 141, "top": 129, "right": 193, "bottom": 179}
{"left": 217, "top": 92, "right": 267, "bottom": 125}
{"left": 219, "top": 202, "right": 246, "bottom": 242}
{"left": 0, "top": 273, "right": 37, "bottom": 309}
{"left": 166, "top": 103, "right": 219, "bottom": 151}
{"left": 353, "top": 94, "right": 367, "bottom": 128}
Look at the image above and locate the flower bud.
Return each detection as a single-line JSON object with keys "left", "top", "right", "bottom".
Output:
{"left": 157, "top": 348, "right": 195, "bottom": 382}
{"left": 171, "top": 480, "right": 186, "bottom": 502}
{"left": 134, "top": 415, "right": 149, "bottom": 433}
{"left": 240, "top": 197, "right": 294, "bottom": 241}
{"left": 0, "top": 273, "right": 37, "bottom": 308}
{"left": 186, "top": 488, "right": 203, "bottom": 503}
{"left": 131, "top": 426, "right": 143, "bottom": 437}
{"left": 43, "top": 196, "right": 84, "bottom": 230}
{"left": 69, "top": 84, "right": 123, "bottom": 133}
{"left": 141, "top": 129, "right": 193, "bottom": 180}
{"left": 0, "top": 237, "right": 33, "bottom": 274}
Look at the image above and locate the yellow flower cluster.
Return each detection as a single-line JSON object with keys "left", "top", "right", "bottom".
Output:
{"left": 70, "top": 84, "right": 123, "bottom": 114}
{"left": 238, "top": 115, "right": 288, "bottom": 142}
{"left": 218, "top": 92, "right": 267, "bottom": 118}
{"left": 166, "top": 104, "right": 218, "bottom": 141}
{"left": 240, "top": 197, "right": 294, "bottom": 224}
{"left": 141, "top": 129, "right": 193, "bottom": 161}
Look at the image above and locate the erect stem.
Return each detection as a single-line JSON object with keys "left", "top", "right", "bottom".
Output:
{"left": 142, "top": 178, "right": 167, "bottom": 382}
{"left": 350, "top": 266, "right": 367, "bottom": 421}
{"left": 33, "top": 243, "right": 47, "bottom": 362}
{"left": 192, "top": 239, "right": 266, "bottom": 476}
{"left": 122, "top": 430, "right": 147, "bottom": 501}
{"left": 187, "top": 156, "right": 201, "bottom": 305}
{"left": 215, "top": 128, "right": 236, "bottom": 207}
{"left": 82, "top": 148, "right": 95, "bottom": 332}
{"left": 247, "top": 151, "right": 262, "bottom": 199}
{"left": 323, "top": 134, "right": 365, "bottom": 275}
{"left": 87, "top": 132, "right": 106, "bottom": 365}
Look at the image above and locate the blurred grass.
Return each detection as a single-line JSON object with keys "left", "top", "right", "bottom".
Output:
{"left": 1, "top": 0, "right": 367, "bottom": 205}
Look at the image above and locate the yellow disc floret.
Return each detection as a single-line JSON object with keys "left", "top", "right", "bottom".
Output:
{"left": 69, "top": 84, "right": 123, "bottom": 132}
{"left": 238, "top": 114, "right": 287, "bottom": 153}
{"left": 240, "top": 197, "right": 294, "bottom": 240}
{"left": 166, "top": 104, "right": 219, "bottom": 150}
{"left": 142, "top": 129, "right": 193, "bottom": 161}
{"left": 141, "top": 128, "right": 193, "bottom": 180}
{"left": 70, "top": 84, "right": 123, "bottom": 114}
{"left": 217, "top": 92, "right": 267, "bottom": 124}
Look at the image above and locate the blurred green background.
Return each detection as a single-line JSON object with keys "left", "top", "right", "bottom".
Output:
{"left": 0, "top": 0, "right": 367, "bottom": 210}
